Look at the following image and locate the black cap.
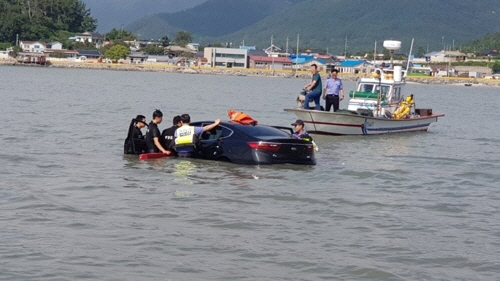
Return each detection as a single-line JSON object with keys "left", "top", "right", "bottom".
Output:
{"left": 291, "top": 119, "right": 304, "bottom": 126}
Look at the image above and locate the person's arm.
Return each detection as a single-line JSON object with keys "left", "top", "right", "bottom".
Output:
{"left": 202, "top": 119, "right": 221, "bottom": 132}
{"left": 308, "top": 80, "right": 317, "bottom": 91}
{"left": 154, "top": 137, "right": 168, "bottom": 153}
{"left": 322, "top": 79, "right": 329, "bottom": 99}
{"left": 339, "top": 80, "right": 344, "bottom": 100}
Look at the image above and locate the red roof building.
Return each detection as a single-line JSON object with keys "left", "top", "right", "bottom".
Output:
{"left": 248, "top": 55, "right": 293, "bottom": 70}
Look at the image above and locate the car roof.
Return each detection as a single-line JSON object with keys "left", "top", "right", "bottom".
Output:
{"left": 192, "top": 121, "right": 292, "bottom": 137}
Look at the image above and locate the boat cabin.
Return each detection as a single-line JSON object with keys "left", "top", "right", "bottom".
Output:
{"left": 348, "top": 66, "right": 406, "bottom": 115}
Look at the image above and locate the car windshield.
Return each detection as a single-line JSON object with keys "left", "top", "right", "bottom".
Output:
{"left": 236, "top": 125, "right": 291, "bottom": 137}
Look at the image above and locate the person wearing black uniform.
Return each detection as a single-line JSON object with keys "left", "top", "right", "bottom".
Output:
{"left": 145, "top": 109, "right": 168, "bottom": 153}
{"left": 124, "top": 115, "right": 147, "bottom": 154}
{"left": 161, "top": 115, "right": 181, "bottom": 152}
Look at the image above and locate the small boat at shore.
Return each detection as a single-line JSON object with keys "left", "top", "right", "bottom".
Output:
{"left": 285, "top": 65, "right": 444, "bottom": 135}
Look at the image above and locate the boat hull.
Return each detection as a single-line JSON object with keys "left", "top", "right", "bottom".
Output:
{"left": 284, "top": 108, "right": 444, "bottom": 135}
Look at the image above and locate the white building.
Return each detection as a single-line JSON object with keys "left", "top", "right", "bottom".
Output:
{"left": 0, "top": 50, "right": 10, "bottom": 59}
{"left": 424, "top": 50, "right": 466, "bottom": 63}
{"left": 20, "top": 41, "right": 47, "bottom": 52}
{"left": 69, "top": 32, "right": 104, "bottom": 48}
{"left": 48, "top": 42, "right": 63, "bottom": 50}
{"left": 204, "top": 47, "right": 248, "bottom": 68}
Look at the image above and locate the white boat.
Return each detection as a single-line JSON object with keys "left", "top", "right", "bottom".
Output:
{"left": 284, "top": 41, "right": 444, "bottom": 135}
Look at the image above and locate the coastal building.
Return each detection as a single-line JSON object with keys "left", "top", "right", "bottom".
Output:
{"left": 204, "top": 47, "right": 248, "bottom": 68}
{"left": 48, "top": 42, "right": 63, "bottom": 50}
{"left": 248, "top": 56, "right": 292, "bottom": 70}
{"left": 19, "top": 41, "right": 47, "bottom": 53}
{"left": 479, "top": 49, "right": 500, "bottom": 59}
{"left": 239, "top": 46, "right": 256, "bottom": 51}
{"left": 187, "top": 43, "right": 200, "bottom": 52}
{"left": 69, "top": 32, "right": 104, "bottom": 48}
{"left": 146, "top": 55, "right": 175, "bottom": 64}
{"left": 77, "top": 50, "right": 103, "bottom": 62}
{"left": 44, "top": 49, "right": 78, "bottom": 59}
{"left": 337, "top": 60, "right": 373, "bottom": 74}
{"left": 424, "top": 50, "right": 466, "bottom": 63}
{"left": 164, "top": 45, "right": 196, "bottom": 57}
{"left": 128, "top": 52, "right": 148, "bottom": 64}
{"left": 124, "top": 40, "right": 162, "bottom": 50}
{"left": 0, "top": 50, "right": 10, "bottom": 59}
{"left": 429, "top": 65, "right": 455, "bottom": 77}
{"left": 16, "top": 52, "right": 47, "bottom": 64}
{"left": 289, "top": 55, "right": 327, "bottom": 71}
{"left": 455, "top": 66, "right": 492, "bottom": 77}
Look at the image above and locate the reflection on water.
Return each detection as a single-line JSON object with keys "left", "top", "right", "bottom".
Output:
{"left": 173, "top": 160, "right": 196, "bottom": 184}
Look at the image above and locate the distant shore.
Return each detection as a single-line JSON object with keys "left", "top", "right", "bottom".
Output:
{"left": 2, "top": 59, "right": 499, "bottom": 87}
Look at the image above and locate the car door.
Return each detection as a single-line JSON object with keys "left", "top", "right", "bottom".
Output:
{"left": 198, "top": 124, "right": 233, "bottom": 160}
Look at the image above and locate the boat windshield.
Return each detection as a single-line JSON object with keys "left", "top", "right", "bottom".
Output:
{"left": 362, "top": 84, "right": 374, "bottom": 92}
{"left": 375, "top": 85, "right": 390, "bottom": 95}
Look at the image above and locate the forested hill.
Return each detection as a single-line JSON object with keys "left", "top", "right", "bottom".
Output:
{"left": 461, "top": 32, "right": 500, "bottom": 52}
{"left": 126, "top": 0, "right": 305, "bottom": 39}
{"left": 128, "top": 0, "right": 500, "bottom": 53}
{"left": 0, "top": 0, "right": 96, "bottom": 43}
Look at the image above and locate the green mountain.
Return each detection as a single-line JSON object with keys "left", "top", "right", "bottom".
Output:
{"left": 127, "top": 0, "right": 304, "bottom": 40}
{"left": 81, "top": 0, "right": 207, "bottom": 33}
{"left": 128, "top": 0, "right": 500, "bottom": 53}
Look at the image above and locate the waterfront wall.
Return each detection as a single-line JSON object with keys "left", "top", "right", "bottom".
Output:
{"left": 2, "top": 59, "right": 499, "bottom": 87}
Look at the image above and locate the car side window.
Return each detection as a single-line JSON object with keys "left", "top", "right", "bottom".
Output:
{"left": 201, "top": 125, "right": 233, "bottom": 140}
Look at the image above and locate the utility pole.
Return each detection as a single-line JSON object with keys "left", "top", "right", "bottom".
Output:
{"left": 271, "top": 35, "right": 274, "bottom": 72}
{"left": 286, "top": 36, "right": 289, "bottom": 54}
{"left": 296, "top": 33, "right": 299, "bottom": 71}
{"left": 16, "top": 33, "right": 19, "bottom": 46}
{"left": 344, "top": 36, "right": 348, "bottom": 58}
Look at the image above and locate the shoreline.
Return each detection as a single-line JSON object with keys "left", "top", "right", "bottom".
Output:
{"left": 2, "top": 59, "right": 499, "bottom": 87}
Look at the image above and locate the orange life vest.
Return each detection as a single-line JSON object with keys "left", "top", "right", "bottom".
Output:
{"left": 228, "top": 109, "right": 258, "bottom": 125}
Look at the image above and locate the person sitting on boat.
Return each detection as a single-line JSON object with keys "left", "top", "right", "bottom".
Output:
{"left": 173, "top": 114, "right": 221, "bottom": 157}
{"left": 392, "top": 95, "right": 414, "bottom": 119}
{"left": 124, "top": 115, "right": 147, "bottom": 154}
{"left": 161, "top": 115, "right": 182, "bottom": 153}
{"left": 322, "top": 69, "right": 345, "bottom": 112}
{"left": 145, "top": 109, "right": 169, "bottom": 154}
{"left": 303, "top": 64, "right": 323, "bottom": 110}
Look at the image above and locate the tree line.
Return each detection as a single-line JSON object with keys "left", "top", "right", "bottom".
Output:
{"left": 0, "top": 0, "right": 97, "bottom": 44}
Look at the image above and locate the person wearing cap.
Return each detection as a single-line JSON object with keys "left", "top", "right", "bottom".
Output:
{"left": 124, "top": 114, "right": 147, "bottom": 154}
{"left": 145, "top": 109, "right": 169, "bottom": 153}
{"left": 291, "top": 119, "right": 312, "bottom": 142}
{"left": 322, "top": 69, "right": 344, "bottom": 112}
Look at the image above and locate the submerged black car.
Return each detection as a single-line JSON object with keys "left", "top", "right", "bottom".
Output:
{"left": 191, "top": 121, "right": 316, "bottom": 165}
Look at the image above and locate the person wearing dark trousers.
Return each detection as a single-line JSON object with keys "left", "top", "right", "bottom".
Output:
{"left": 322, "top": 69, "right": 344, "bottom": 112}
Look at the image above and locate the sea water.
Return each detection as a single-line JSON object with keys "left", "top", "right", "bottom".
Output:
{"left": 1, "top": 65, "right": 499, "bottom": 280}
